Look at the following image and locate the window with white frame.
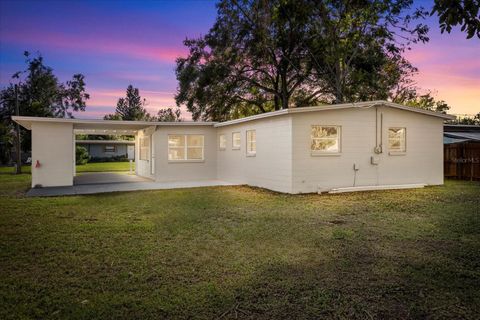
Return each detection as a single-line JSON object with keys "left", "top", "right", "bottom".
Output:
{"left": 232, "top": 132, "right": 241, "bottom": 150}
{"left": 168, "top": 135, "right": 204, "bottom": 161}
{"left": 311, "top": 125, "right": 341, "bottom": 153}
{"left": 219, "top": 134, "right": 226, "bottom": 150}
{"left": 139, "top": 136, "right": 150, "bottom": 160}
{"left": 388, "top": 127, "right": 406, "bottom": 153}
{"left": 104, "top": 145, "right": 116, "bottom": 153}
{"left": 246, "top": 130, "right": 256, "bottom": 156}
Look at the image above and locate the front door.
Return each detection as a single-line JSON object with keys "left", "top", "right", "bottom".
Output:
{"left": 127, "top": 145, "right": 135, "bottom": 160}
{"left": 150, "top": 134, "right": 155, "bottom": 175}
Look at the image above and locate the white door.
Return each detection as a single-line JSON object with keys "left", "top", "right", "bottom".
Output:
{"left": 127, "top": 145, "right": 135, "bottom": 160}
{"left": 150, "top": 134, "right": 155, "bottom": 175}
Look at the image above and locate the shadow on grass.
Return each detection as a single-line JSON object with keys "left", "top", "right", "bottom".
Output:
{"left": 213, "top": 246, "right": 479, "bottom": 319}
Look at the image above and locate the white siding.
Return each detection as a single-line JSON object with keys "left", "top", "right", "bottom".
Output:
{"left": 216, "top": 116, "right": 293, "bottom": 193}
{"left": 31, "top": 122, "right": 74, "bottom": 187}
{"left": 291, "top": 106, "right": 444, "bottom": 193}
{"left": 153, "top": 125, "right": 217, "bottom": 182}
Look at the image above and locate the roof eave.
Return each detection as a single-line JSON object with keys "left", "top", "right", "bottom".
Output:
{"left": 11, "top": 116, "right": 217, "bottom": 130}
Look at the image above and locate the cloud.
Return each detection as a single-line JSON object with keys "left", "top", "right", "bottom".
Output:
{"left": 404, "top": 39, "right": 480, "bottom": 115}
{"left": 1, "top": 30, "right": 188, "bottom": 64}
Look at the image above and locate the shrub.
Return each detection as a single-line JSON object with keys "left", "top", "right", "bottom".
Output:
{"left": 89, "top": 155, "right": 129, "bottom": 163}
{"left": 75, "top": 146, "right": 90, "bottom": 165}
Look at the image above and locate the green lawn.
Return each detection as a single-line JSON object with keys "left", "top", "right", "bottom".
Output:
{"left": 0, "top": 174, "right": 479, "bottom": 319}
{"left": 0, "top": 161, "right": 133, "bottom": 174}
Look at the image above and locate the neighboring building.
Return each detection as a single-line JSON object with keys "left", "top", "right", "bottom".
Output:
{"left": 443, "top": 124, "right": 480, "bottom": 181}
{"left": 443, "top": 124, "right": 480, "bottom": 144}
{"left": 76, "top": 140, "right": 135, "bottom": 160}
{"left": 13, "top": 100, "right": 455, "bottom": 192}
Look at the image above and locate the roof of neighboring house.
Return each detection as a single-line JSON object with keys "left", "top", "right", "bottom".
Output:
{"left": 443, "top": 124, "right": 480, "bottom": 144}
{"left": 444, "top": 136, "right": 472, "bottom": 144}
{"left": 76, "top": 140, "right": 135, "bottom": 145}
{"left": 444, "top": 124, "right": 480, "bottom": 132}
{"left": 444, "top": 132, "right": 480, "bottom": 142}
{"left": 12, "top": 100, "right": 455, "bottom": 131}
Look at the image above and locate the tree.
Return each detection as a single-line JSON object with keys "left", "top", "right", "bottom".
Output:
{"left": 432, "top": 0, "right": 480, "bottom": 39}
{"left": 157, "top": 107, "right": 182, "bottom": 122}
{"left": 452, "top": 112, "right": 480, "bottom": 125}
{"left": 176, "top": 0, "right": 315, "bottom": 121}
{"left": 306, "top": 1, "right": 428, "bottom": 104}
{"left": 393, "top": 91, "right": 451, "bottom": 113}
{"left": 104, "top": 85, "right": 152, "bottom": 121}
{"left": 175, "top": 0, "right": 429, "bottom": 121}
{"left": 0, "top": 51, "right": 89, "bottom": 162}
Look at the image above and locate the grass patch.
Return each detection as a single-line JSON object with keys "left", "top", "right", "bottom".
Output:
{"left": 76, "top": 161, "right": 134, "bottom": 172}
{"left": 0, "top": 175, "right": 479, "bottom": 319}
{"left": 0, "top": 161, "right": 133, "bottom": 174}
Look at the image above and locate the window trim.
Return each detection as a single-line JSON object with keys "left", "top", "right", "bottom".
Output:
{"left": 232, "top": 132, "right": 241, "bottom": 150}
{"left": 219, "top": 134, "right": 226, "bottom": 151}
{"left": 168, "top": 134, "right": 205, "bottom": 162}
{"left": 388, "top": 127, "right": 407, "bottom": 155}
{"left": 310, "top": 125, "right": 342, "bottom": 156}
{"left": 246, "top": 130, "right": 256, "bottom": 157}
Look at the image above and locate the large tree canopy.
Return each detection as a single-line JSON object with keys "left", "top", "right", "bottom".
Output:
{"left": 175, "top": 0, "right": 429, "bottom": 121}
{"left": 432, "top": 0, "right": 480, "bottom": 39}
{"left": 0, "top": 52, "right": 89, "bottom": 162}
{"left": 0, "top": 52, "right": 89, "bottom": 119}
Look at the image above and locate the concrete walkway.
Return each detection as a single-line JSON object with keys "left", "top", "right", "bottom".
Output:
{"left": 74, "top": 172, "right": 151, "bottom": 185}
{"left": 26, "top": 178, "right": 237, "bottom": 197}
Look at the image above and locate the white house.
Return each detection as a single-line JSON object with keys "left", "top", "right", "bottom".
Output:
{"left": 13, "top": 100, "right": 455, "bottom": 193}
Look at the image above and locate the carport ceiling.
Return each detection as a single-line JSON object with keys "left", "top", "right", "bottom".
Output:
{"left": 74, "top": 127, "right": 139, "bottom": 135}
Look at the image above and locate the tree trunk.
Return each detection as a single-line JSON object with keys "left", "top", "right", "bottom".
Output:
{"left": 15, "top": 84, "right": 21, "bottom": 174}
{"left": 334, "top": 59, "right": 343, "bottom": 103}
{"left": 274, "top": 95, "right": 280, "bottom": 111}
{"left": 281, "top": 71, "right": 289, "bottom": 109}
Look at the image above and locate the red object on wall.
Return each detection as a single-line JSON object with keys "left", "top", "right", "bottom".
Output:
{"left": 35, "top": 160, "right": 41, "bottom": 168}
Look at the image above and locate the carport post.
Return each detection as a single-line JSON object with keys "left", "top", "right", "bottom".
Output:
{"left": 73, "top": 130, "right": 76, "bottom": 177}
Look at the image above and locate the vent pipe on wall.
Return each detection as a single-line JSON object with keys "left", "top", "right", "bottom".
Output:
{"left": 374, "top": 106, "right": 383, "bottom": 154}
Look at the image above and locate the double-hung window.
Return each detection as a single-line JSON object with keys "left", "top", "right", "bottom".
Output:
{"left": 219, "top": 134, "right": 226, "bottom": 150}
{"left": 388, "top": 127, "right": 406, "bottom": 153}
{"left": 246, "top": 130, "right": 256, "bottom": 156}
{"left": 232, "top": 132, "right": 241, "bottom": 150}
{"left": 168, "top": 135, "right": 204, "bottom": 161}
{"left": 311, "top": 125, "right": 341, "bottom": 154}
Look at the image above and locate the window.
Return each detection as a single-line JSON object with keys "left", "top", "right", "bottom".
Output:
{"left": 388, "top": 127, "right": 406, "bottom": 153}
{"left": 246, "top": 130, "right": 256, "bottom": 156}
{"left": 139, "top": 136, "right": 150, "bottom": 160}
{"left": 168, "top": 135, "right": 204, "bottom": 161}
{"left": 232, "top": 132, "right": 241, "bottom": 150}
{"left": 219, "top": 134, "right": 226, "bottom": 150}
{"left": 104, "top": 145, "right": 116, "bottom": 153}
{"left": 311, "top": 125, "right": 341, "bottom": 154}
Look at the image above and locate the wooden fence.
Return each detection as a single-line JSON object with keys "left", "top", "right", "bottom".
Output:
{"left": 444, "top": 142, "right": 480, "bottom": 181}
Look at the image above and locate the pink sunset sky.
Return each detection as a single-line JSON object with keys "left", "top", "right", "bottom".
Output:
{"left": 0, "top": 0, "right": 478, "bottom": 119}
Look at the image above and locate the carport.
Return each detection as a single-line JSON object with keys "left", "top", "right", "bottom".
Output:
{"left": 12, "top": 116, "right": 156, "bottom": 188}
